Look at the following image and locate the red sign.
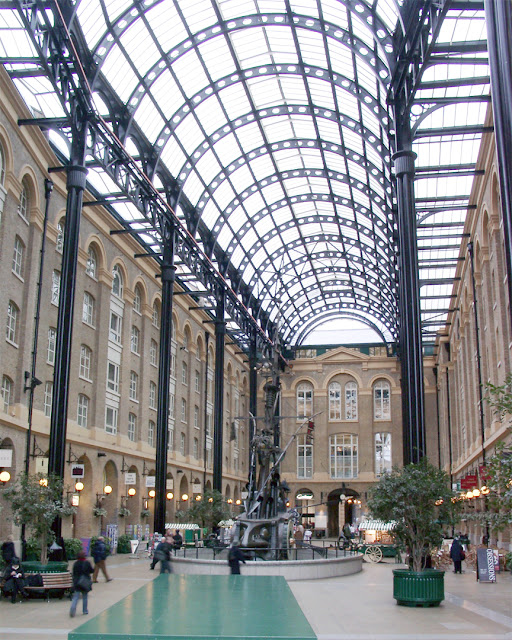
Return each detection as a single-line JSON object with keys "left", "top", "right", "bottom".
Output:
{"left": 460, "top": 474, "right": 477, "bottom": 489}
{"left": 478, "top": 465, "right": 490, "bottom": 482}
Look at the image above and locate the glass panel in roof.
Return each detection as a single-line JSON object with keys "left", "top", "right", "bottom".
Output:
{"left": 229, "top": 165, "right": 254, "bottom": 192}
{"left": 160, "top": 140, "right": 186, "bottom": 176}
{"left": 195, "top": 151, "right": 222, "bottom": 185}
{"left": 76, "top": 2, "right": 108, "bottom": 48}
{"left": 171, "top": 50, "right": 211, "bottom": 99}
{"left": 101, "top": 51, "right": 138, "bottom": 102}
{"left": 135, "top": 96, "right": 165, "bottom": 142}
{"left": 183, "top": 170, "right": 204, "bottom": 204}
{"left": 179, "top": 0, "right": 218, "bottom": 32}
{"left": 218, "top": 84, "right": 252, "bottom": 120}
{"left": 307, "top": 78, "right": 336, "bottom": 110}
{"left": 120, "top": 23, "right": 160, "bottom": 78}
{"left": 198, "top": 36, "right": 237, "bottom": 81}
{"left": 201, "top": 200, "right": 221, "bottom": 227}
{"left": 175, "top": 115, "right": 206, "bottom": 155}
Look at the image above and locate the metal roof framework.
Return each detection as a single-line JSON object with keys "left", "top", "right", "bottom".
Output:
{"left": 0, "top": 0, "right": 490, "bottom": 351}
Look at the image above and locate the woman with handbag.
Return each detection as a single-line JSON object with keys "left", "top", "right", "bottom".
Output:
{"left": 70, "top": 550, "right": 94, "bottom": 617}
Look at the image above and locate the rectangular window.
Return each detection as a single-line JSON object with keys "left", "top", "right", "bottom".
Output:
{"left": 193, "top": 438, "right": 199, "bottom": 459}
{"left": 130, "top": 326, "right": 140, "bottom": 354}
{"left": 194, "top": 405, "right": 199, "bottom": 429}
{"left": 168, "top": 427, "right": 174, "bottom": 451}
{"left": 374, "top": 382, "right": 391, "bottom": 420}
{"left": 47, "top": 327, "right": 56, "bottom": 364}
{"left": 12, "top": 237, "right": 23, "bottom": 277}
{"left": 150, "top": 340, "right": 157, "bottom": 366}
{"left": 105, "top": 406, "right": 118, "bottom": 434}
{"left": 375, "top": 432, "right": 391, "bottom": 475}
{"left": 149, "top": 381, "right": 156, "bottom": 409}
{"left": 148, "top": 420, "right": 155, "bottom": 447}
{"left": 129, "top": 371, "right": 138, "bottom": 401}
{"left": 169, "top": 392, "right": 175, "bottom": 419}
{"left": 128, "top": 413, "right": 136, "bottom": 442}
{"left": 182, "top": 361, "right": 188, "bottom": 385}
{"left": 44, "top": 382, "right": 53, "bottom": 417}
{"left": 171, "top": 353, "right": 176, "bottom": 378}
{"left": 345, "top": 383, "right": 358, "bottom": 420}
{"left": 330, "top": 434, "right": 358, "bottom": 479}
{"left": 297, "top": 384, "right": 313, "bottom": 419}
{"left": 107, "top": 361, "right": 120, "bottom": 393}
{"left": 109, "top": 311, "right": 122, "bottom": 343}
{"left": 77, "top": 394, "right": 89, "bottom": 428}
{"left": 180, "top": 432, "right": 186, "bottom": 455}
{"left": 195, "top": 370, "right": 200, "bottom": 393}
{"left": 79, "top": 345, "right": 92, "bottom": 380}
{"left": 181, "top": 398, "right": 187, "bottom": 423}
{"left": 6, "top": 301, "right": 18, "bottom": 344}
{"left": 1, "top": 376, "right": 12, "bottom": 412}
{"left": 297, "top": 435, "right": 313, "bottom": 478}
{"left": 83, "top": 292, "right": 94, "bottom": 325}
{"left": 329, "top": 383, "right": 341, "bottom": 420}
{"left": 51, "top": 271, "right": 60, "bottom": 306}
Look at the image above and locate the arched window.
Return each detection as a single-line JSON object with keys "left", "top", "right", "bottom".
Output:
{"left": 86, "top": 246, "right": 97, "bottom": 278}
{"left": 133, "top": 285, "right": 142, "bottom": 313}
{"left": 56, "top": 219, "right": 65, "bottom": 253}
{"left": 375, "top": 432, "right": 391, "bottom": 475}
{"left": 329, "top": 434, "right": 358, "bottom": 478}
{"left": 6, "top": 300, "right": 19, "bottom": 344}
{"left": 112, "top": 265, "right": 123, "bottom": 297}
{"left": 18, "top": 181, "right": 29, "bottom": 219}
{"left": 297, "top": 382, "right": 313, "bottom": 419}
{"left": 373, "top": 380, "right": 391, "bottom": 420}
{"left": 329, "top": 382, "right": 341, "bottom": 420}
{"left": 345, "top": 381, "right": 358, "bottom": 420}
{"left": 0, "top": 143, "right": 5, "bottom": 185}
{"left": 152, "top": 301, "right": 160, "bottom": 328}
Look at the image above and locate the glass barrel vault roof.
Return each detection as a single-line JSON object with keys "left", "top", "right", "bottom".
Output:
{"left": 0, "top": 0, "right": 490, "bottom": 349}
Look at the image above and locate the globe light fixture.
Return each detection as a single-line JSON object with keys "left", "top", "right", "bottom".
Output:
{"left": 128, "top": 487, "right": 136, "bottom": 496}
{"left": 181, "top": 493, "right": 189, "bottom": 501}
{"left": 75, "top": 481, "right": 84, "bottom": 492}
{"left": 166, "top": 492, "right": 174, "bottom": 500}
{"left": 149, "top": 489, "right": 156, "bottom": 498}
{"left": 104, "top": 485, "right": 113, "bottom": 495}
{"left": 0, "top": 470, "right": 11, "bottom": 483}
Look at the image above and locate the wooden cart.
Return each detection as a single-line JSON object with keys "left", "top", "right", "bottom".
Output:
{"left": 355, "top": 520, "right": 398, "bottom": 563}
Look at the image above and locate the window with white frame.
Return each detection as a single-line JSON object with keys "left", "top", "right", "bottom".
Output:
{"left": 18, "top": 182, "right": 28, "bottom": 219}
{"left": 330, "top": 434, "right": 358, "bottom": 479}
{"left": 105, "top": 405, "right": 118, "bottom": 434}
{"left": 181, "top": 398, "right": 187, "bottom": 423}
{"left": 345, "top": 381, "right": 358, "bottom": 420}
{"left": 1, "top": 375, "right": 12, "bottom": 412}
{"left": 47, "top": 327, "right": 56, "bottom": 364}
{"left": 296, "top": 382, "right": 313, "bottom": 419}
{"left": 168, "top": 427, "right": 174, "bottom": 451}
{"left": 152, "top": 301, "right": 160, "bottom": 327}
{"left": 375, "top": 432, "right": 391, "bottom": 475}
{"left": 12, "top": 236, "right": 24, "bottom": 277}
{"left": 51, "top": 270, "right": 60, "bottom": 306}
{"left": 130, "top": 325, "right": 140, "bottom": 354}
{"left": 149, "top": 381, "right": 156, "bottom": 409}
{"left": 148, "top": 420, "right": 155, "bottom": 447}
{"left": 194, "top": 405, "right": 199, "bottom": 429}
{"left": 0, "top": 143, "right": 5, "bottom": 185}
{"left": 83, "top": 292, "right": 94, "bottom": 325}
{"left": 180, "top": 432, "right": 186, "bottom": 456}
{"left": 329, "top": 382, "right": 341, "bottom": 420}
{"left": 297, "top": 434, "right": 313, "bottom": 478}
{"left": 182, "top": 361, "right": 188, "bottom": 385}
{"left": 79, "top": 344, "right": 92, "bottom": 380}
{"left": 86, "top": 246, "right": 97, "bottom": 278}
{"left": 193, "top": 437, "right": 199, "bottom": 459}
{"left": 56, "top": 219, "right": 65, "bottom": 253}
{"left": 128, "top": 412, "right": 136, "bottom": 442}
{"left": 195, "top": 370, "right": 200, "bottom": 393}
{"left": 373, "top": 380, "right": 391, "bottom": 420}
{"left": 109, "top": 311, "right": 122, "bottom": 343}
{"left": 77, "top": 394, "right": 89, "bottom": 428}
{"left": 183, "top": 333, "right": 189, "bottom": 351}
{"left": 107, "top": 361, "right": 120, "bottom": 393}
{"left": 6, "top": 301, "right": 18, "bottom": 345}
{"left": 170, "top": 392, "right": 175, "bottom": 419}
{"left": 112, "top": 265, "right": 123, "bottom": 297}
{"left": 129, "top": 371, "right": 138, "bottom": 401}
{"left": 171, "top": 352, "right": 176, "bottom": 378}
{"left": 133, "top": 285, "right": 142, "bottom": 313}
{"left": 44, "top": 382, "right": 53, "bottom": 417}
{"left": 150, "top": 339, "right": 157, "bottom": 366}
{"left": 206, "top": 412, "right": 212, "bottom": 437}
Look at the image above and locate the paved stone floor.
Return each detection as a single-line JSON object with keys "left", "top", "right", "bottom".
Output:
{"left": 0, "top": 555, "right": 511, "bottom": 640}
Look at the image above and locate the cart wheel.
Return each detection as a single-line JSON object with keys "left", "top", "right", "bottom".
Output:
{"left": 364, "top": 545, "right": 383, "bottom": 563}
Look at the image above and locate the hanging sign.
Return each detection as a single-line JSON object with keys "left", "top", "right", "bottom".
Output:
{"left": 166, "top": 479, "right": 174, "bottom": 490}
{"left": 192, "top": 482, "right": 201, "bottom": 494}
{"left": 146, "top": 475, "right": 156, "bottom": 488}
{"left": 460, "top": 474, "right": 477, "bottom": 489}
{"left": 35, "top": 456, "right": 48, "bottom": 474}
{"left": 71, "top": 464, "right": 84, "bottom": 478}
{"left": 125, "top": 472, "right": 136, "bottom": 485}
{"left": 0, "top": 449, "right": 12, "bottom": 466}
{"left": 477, "top": 548, "right": 496, "bottom": 582}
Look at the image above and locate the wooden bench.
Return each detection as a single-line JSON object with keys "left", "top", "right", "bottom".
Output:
{"left": 25, "top": 571, "right": 73, "bottom": 600}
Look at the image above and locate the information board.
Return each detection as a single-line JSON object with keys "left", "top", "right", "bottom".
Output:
{"left": 477, "top": 548, "right": 496, "bottom": 582}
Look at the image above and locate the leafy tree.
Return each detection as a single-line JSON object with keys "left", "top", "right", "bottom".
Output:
{"left": 184, "top": 489, "right": 231, "bottom": 530}
{"left": 3, "top": 472, "right": 75, "bottom": 564}
{"left": 367, "top": 459, "right": 457, "bottom": 572}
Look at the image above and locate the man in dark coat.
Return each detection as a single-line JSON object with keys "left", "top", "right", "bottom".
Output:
{"left": 92, "top": 536, "right": 112, "bottom": 583}
{"left": 450, "top": 538, "right": 464, "bottom": 574}
{"left": 2, "top": 557, "right": 27, "bottom": 603}
{"left": 172, "top": 530, "right": 183, "bottom": 550}
{"left": 228, "top": 543, "right": 246, "bottom": 575}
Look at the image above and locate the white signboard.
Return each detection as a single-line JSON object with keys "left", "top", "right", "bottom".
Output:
{"left": 0, "top": 449, "right": 13, "bottom": 467}
{"left": 146, "top": 475, "right": 156, "bottom": 488}
{"left": 125, "top": 472, "right": 136, "bottom": 485}
{"left": 35, "top": 456, "right": 48, "bottom": 474}
{"left": 166, "top": 479, "right": 174, "bottom": 490}
{"left": 192, "top": 482, "right": 201, "bottom": 494}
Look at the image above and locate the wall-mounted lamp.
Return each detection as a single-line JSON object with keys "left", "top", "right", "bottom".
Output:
{"left": 195, "top": 495, "right": 202, "bottom": 502}
{"left": 181, "top": 493, "right": 189, "bottom": 502}
{"left": 208, "top": 497, "right": 214, "bottom": 503}
{"left": 148, "top": 489, "right": 156, "bottom": 499}
{"left": 235, "top": 499, "right": 241, "bottom": 506}
{"left": 128, "top": 487, "right": 136, "bottom": 497}
{"left": 481, "top": 486, "right": 490, "bottom": 495}
{"left": 96, "top": 484, "right": 112, "bottom": 506}
{"left": 166, "top": 492, "right": 174, "bottom": 500}
{"left": 227, "top": 498, "right": 233, "bottom": 505}
{"left": 75, "top": 481, "right": 84, "bottom": 492}
{"left": 39, "top": 477, "right": 48, "bottom": 487}
{"left": 0, "top": 470, "right": 11, "bottom": 484}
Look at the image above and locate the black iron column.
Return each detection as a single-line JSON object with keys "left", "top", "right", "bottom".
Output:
{"left": 213, "top": 290, "right": 226, "bottom": 492}
{"left": 154, "top": 220, "right": 175, "bottom": 535}
{"left": 393, "top": 148, "right": 426, "bottom": 463}
{"left": 48, "top": 121, "right": 88, "bottom": 523}
{"left": 249, "top": 329, "right": 258, "bottom": 445}
{"left": 485, "top": 0, "right": 512, "bottom": 330}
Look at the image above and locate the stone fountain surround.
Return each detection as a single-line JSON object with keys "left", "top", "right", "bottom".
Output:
{"left": 171, "top": 552, "right": 363, "bottom": 580}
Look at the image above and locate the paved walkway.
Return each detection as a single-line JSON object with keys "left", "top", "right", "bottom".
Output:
{"left": 0, "top": 556, "right": 510, "bottom": 640}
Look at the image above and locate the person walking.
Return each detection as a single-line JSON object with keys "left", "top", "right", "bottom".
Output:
{"left": 91, "top": 536, "right": 112, "bottom": 583}
{"left": 450, "top": 537, "right": 465, "bottom": 574}
{"left": 70, "top": 550, "right": 94, "bottom": 617}
{"left": 228, "top": 542, "right": 246, "bottom": 575}
{"left": 153, "top": 535, "right": 173, "bottom": 574}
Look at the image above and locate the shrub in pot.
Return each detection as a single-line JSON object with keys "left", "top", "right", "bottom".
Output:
{"left": 117, "top": 534, "right": 132, "bottom": 554}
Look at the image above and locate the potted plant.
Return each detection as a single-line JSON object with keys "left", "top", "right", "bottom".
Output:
{"left": 367, "top": 458, "right": 457, "bottom": 607}
{"left": 140, "top": 509, "right": 151, "bottom": 519}
{"left": 118, "top": 507, "right": 131, "bottom": 518}
{"left": 93, "top": 506, "right": 108, "bottom": 518}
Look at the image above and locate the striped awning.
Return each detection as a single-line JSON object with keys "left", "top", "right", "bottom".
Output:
{"left": 358, "top": 520, "right": 395, "bottom": 531}
{"left": 165, "top": 523, "right": 200, "bottom": 530}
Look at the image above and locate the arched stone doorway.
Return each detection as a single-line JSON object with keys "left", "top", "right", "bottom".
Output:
{"left": 327, "top": 487, "right": 360, "bottom": 538}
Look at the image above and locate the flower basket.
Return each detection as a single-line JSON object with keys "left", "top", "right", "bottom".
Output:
{"left": 140, "top": 509, "right": 151, "bottom": 519}
{"left": 118, "top": 507, "right": 131, "bottom": 518}
{"left": 93, "top": 507, "right": 107, "bottom": 517}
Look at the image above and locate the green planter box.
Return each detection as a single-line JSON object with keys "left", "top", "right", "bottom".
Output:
{"left": 21, "top": 561, "right": 69, "bottom": 573}
{"left": 393, "top": 569, "right": 445, "bottom": 607}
